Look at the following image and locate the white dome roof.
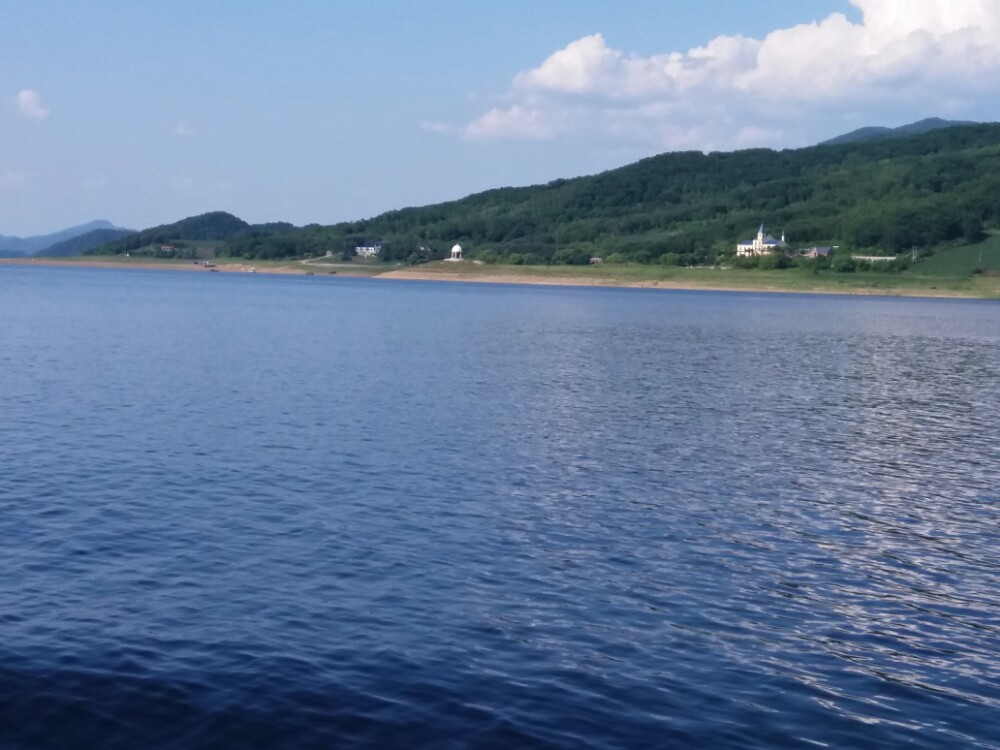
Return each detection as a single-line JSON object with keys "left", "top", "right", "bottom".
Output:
{"left": 451, "top": 244, "right": 462, "bottom": 253}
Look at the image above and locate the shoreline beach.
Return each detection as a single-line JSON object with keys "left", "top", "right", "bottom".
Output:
{"left": 2, "top": 257, "right": 997, "bottom": 299}
{"left": 374, "top": 268, "right": 1000, "bottom": 298}
{"left": 0, "top": 257, "right": 377, "bottom": 277}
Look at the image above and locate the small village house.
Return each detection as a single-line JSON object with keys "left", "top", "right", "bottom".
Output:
{"left": 801, "top": 246, "right": 834, "bottom": 259}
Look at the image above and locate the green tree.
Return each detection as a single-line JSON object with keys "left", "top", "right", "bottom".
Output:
{"left": 757, "top": 253, "right": 780, "bottom": 270}
{"left": 831, "top": 253, "right": 857, "bottom": 273}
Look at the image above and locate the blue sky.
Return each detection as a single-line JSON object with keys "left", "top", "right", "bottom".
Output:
{"left": 2, "top": 0, "right": 998, "bottom": 236}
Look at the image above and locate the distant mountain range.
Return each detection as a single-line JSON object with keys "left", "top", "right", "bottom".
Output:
{"left": 820, "top": 118, "right": 977, "bottom": 146}
{"left": 0, "top": 220, "right": 134, "bottom": 257}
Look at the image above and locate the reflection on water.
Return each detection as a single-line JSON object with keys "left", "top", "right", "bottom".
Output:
{"left": 1, "top": 267, "right": 998, "bottom": 749}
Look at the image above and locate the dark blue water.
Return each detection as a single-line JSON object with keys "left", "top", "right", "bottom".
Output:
{"left": 1, "top": 266, "right": 998, "bottom": 749}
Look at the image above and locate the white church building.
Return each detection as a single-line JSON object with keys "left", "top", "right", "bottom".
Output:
{"left": 737, "top": 224, "right": 787, "bottom": 257}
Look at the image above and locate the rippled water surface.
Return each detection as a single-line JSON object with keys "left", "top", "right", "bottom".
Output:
{"left": 1, "top": 266, "right": 998, "bottom": 749}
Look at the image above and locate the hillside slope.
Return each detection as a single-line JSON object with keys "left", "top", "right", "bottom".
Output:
{"left": 820, "top": 118, "right": 976, "bottom": 146}
{"left": 90, "top": 212, "right": 254, "bottom": 256}
{"left": 92, "top": 124, "right": 1000, "bottom": 265}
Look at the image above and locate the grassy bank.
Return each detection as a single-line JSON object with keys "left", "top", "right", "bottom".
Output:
{"left": 912, "top": 233, "right": 1000, "bottom": 276}
{"left": 378, "top": 262, "right": 1000, "bottom": 298}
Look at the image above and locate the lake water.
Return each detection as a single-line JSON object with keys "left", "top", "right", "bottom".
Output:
{"left": 1, "top": 266, "right": 998, "bottom": 749}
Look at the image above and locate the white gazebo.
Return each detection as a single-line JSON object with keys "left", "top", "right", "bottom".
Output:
{"left": 445, "top": 244, "right": 463, "bottom": 262}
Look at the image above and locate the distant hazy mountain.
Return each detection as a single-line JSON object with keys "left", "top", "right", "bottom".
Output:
{"left": 0, "top": 220, "right": 130, "bottom": 256}
{"left": 40, "top": 228, "right": 137, "bottom": 257}
{"left": 820, "top": 118, "right": 978, "bottom": 146}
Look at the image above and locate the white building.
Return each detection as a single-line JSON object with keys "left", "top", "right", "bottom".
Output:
{"left": 355, "top": 243, "right": 381, "bottom": 259}
{"left": 444, "top": 244, "right": 463, "bottom": 262}
{"left": 737, "top": 224, "right": 787, "bottom": 257}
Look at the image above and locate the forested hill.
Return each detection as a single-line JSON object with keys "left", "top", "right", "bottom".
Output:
{"left": 96, "top": 211, "right": 252, "bottom": 254}
{"left": 819, "top": 118, "right": 976, "bottom": 146}
{"left": 91, "top": 123, "right": 1000, "bottom": 265}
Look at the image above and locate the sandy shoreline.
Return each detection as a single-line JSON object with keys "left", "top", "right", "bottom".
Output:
{"left": 373, "top": 268, "right": 991, "bottom": 299}
{"left": 2, "top": 257, "right": 994, "bottom": 299}
{"left": 0, "top": 257, "right": 355, "bottom": 276}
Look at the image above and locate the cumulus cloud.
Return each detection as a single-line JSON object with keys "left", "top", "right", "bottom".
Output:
{"left": 15, "top": 89, "right": 49, "bottom": 120}
{"left": 464, "top": 0, "right": 1000, "bottom": 149}
{"left": 465, "top": 105, "right": 565, "bottom": 140}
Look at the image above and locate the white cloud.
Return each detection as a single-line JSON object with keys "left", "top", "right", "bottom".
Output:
{"left": 174, "top": 122, "right": 196, "bottom": 138}
{"left": 15, "top": 89, "right": 49, "bottom": 120}
{"left": 421, "top": 120, "right": 460, "bottom": 136}
{"left": 464, "top": 0, "right": 1000, "bottom": 149}
{"left": 465, "top": 105, "right": 564, "bottom": 140}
